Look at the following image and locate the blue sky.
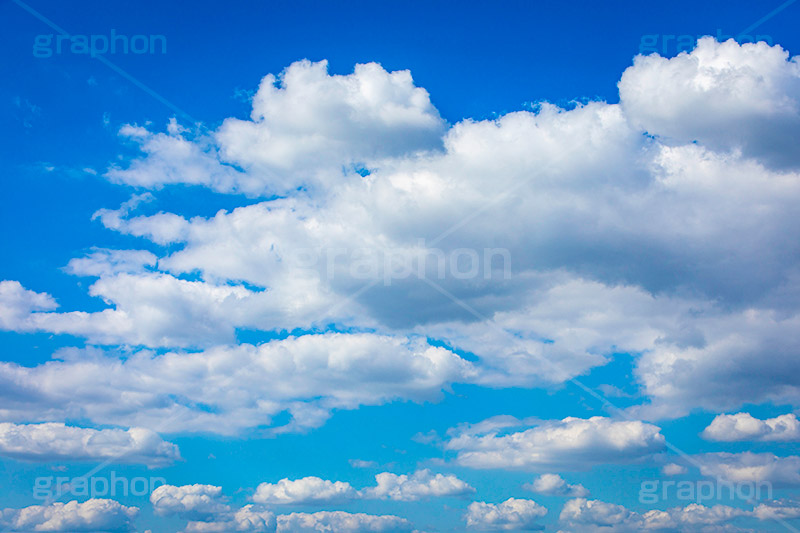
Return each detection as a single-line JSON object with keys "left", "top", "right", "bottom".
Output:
{"left": 2, "top": 1, "right": 800, "bottom": 532}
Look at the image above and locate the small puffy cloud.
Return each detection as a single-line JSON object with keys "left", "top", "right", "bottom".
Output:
{"left": 661, "top": 463, "right": 688, "bottom": 476}
{"left": 697, "top": 452, "right": 800, "bottom": 486}
{"left": 276, "top": 511, "right": 413, "bottom": 533}
{"left": 465, "top": 498, "right": 547, "bottom": 531}
{"left": 0, "top": 499, "right": 138, "bottom": 532}
{"left": 523, "top": 474, "right": 589, "bottom": 497}
{"left": 701, "top": 412, "right": 800, "bottom": 442}
{"left": 445, "top": 416, "right": 665, "bottom": 470}
{"left": 150, "top": 484, "right": 230, "bottom": 521}
{"left": 0, "top": 422, "right": 180, "bottom": 467}
{"left": 362, "top": 469, "right": 474, "bottom": 501}
{"left": 253, "top": 477, "right": 356, "bottom": 505}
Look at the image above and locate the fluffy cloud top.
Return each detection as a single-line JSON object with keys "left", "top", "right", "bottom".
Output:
{"left": 465, "top": 498, "right": 547, "bottom": 531}
{"left": 150, "top": 484, "right": 230, "bottom": 521}
{"left": 253, "top": 477, "right": 356, "bottom": 505}
{"left": 620, "top": 37, "right": 800, "bottom": 169}
{"left": 445, "top": 416, "right": 665, "bottom": 470}
{"left": 362, "top": 469, "right": 475, "bottom": 501}
{"left": 0, "top": 499, "right": 138, "bottom": 532}
{"left": 701, "top": 412, "right": 800, "bottom": 442}
{"left": 108, "top": 60, "right": 445, "bottom": 195}
{"left": 0, "top": 422, "right": 179, "bottom": 467}
{"left": 253, "top": 470, "right": 473, "bottom": 504}
{"left": 523, "top": 473, "right": 589, "bottom": 497}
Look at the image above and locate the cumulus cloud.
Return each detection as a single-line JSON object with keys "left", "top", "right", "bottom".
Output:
{"left": 523, "top": 474, "right": 589, "bottom": 497}
{"left": 661, "top": 463, "right": 688, "bottom": 476}
{"left": 559, "top": 499, "right": 748, "bottom": 532}
{"left": 5, "top": 38, "right": 800, "bottom": 433}
{"left": 362, "top": 469, "right": 474, "bottom": 501}
{"left": 465, "top": 498, "right": 547, "bottom": 531}
{"left": 0, "top": 499, "right": 138, "bottom": 532}
{"left": 697, "top": 452, "right": 800, "bottom": 486}
{"left": 445, "top": 416, "right": 665, "bottom": 470}
{"left": 109, "top": 61, "right": 445, "bottom": 196}
{"left": 0, "top": 334, "right": 473, "bottom": 434}
{"left": 702, "top": 412, "right": 800, "bottom": 442}
{"left": 253, "top": 470, "right": 472, "bottom": 504}
{"left": 150, "top": 484, "right": 230, "bottom": 520}
{"left": 253, "top": 477, "right": 356, "bottom": 505}
{"left": 620, "top": 37, "right": 800, "bottom": 169}
{"left": 276, "top": 511, "right": 413, "bottom": 533}
{"left": 182, "top": 505, "right": 276, "bottom": 533}
{"left": 0, "top": 422, "right": 180, "bottom": 467}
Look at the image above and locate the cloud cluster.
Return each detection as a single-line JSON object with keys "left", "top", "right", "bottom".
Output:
{"left": 254, "top": 470, "right": 473, "bottom": 504}
{"left": 445, "top": 416, "right": 665, "bottom": 470}
{"left": 0, "top": 334, "right": 473, "bottom": 434}
{"left": 465, "top": 498, "right": 547, "bottom": 531}
{"left": 3, "top": 38, "right": 800, "bottom": 439}
{"left": 559, "top": 499, "right": 749, "bottom": 532}
{"left": 0, "top": 422, "right": 179, "bottom": 467}
{"left": 697, "top": 452, "right": 800, "bottom": 486}
{"left": 702, "top": 412, "right": 800, "bottom": 442}
{"left": 0, "top": 499, "right": 138, "bottom": 532}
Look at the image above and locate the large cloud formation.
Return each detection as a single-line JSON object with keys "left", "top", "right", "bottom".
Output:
{"left": 1, "top": 37, "right": 800, "bottom": 438}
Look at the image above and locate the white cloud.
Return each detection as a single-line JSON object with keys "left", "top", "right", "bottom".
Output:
{"left": 0, "top": 422, "right": 180, "bottom": 467}
{"left": 66, "top": 249, "right": 157, "bottom": 278}
{"left": 276, "top": 511, "right": 413, "bottom": 533}
{"left": 523, "top": 474, "right": 589, "bottom": 497}
{"left": 697, "top": 452, "right": 800, "bottom": 486}
{"left": 0, "top": 499, "right": 138, "bottom": 532}
{"left": 620, "top": 37, "right": 800, "bottom": 169}
{"left": 702, "top": 412, "right": 800, "bottom": 442}
{"left": 752, "top": 499, "right": 800, "bottom": 521}
{"left": 253, "top": 477, "right": 356, "bottom": 505}
{"left": 150, "top": 484, "right": 230, "bottom": 520}
{"left": 465, "top": 498, "right": 547, "bottom": 531}
{"left": 559, "top": 499, "right": 748, "bottom": 532}
{"left": 445, "top": 416, "right": 665, "bottom": 470}
{"left": 362, "top": 469, "right": 474, "bottom": 501}
{"left": 661, "top": 463, "right": 688, "bottom": 476}
{"left": 253, "top": 470, "right": 472, "bottom": 504}
{"left": 0, "top": 280, "right": 57, "bottom": 330}
{"left": 5, "top": 38, "right": 800, "bottom": 431}
{"left": 109, "top": 60, "right": 445, "bottom": 196}
{"left": 0, "top": 333, "right": 473, "bottom": 434}
{"left": 182, "top": 505, "right": 276, "bottom": 533}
